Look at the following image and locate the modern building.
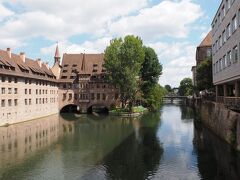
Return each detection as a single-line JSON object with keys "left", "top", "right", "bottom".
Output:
{"left": 192, "top": 31, "right": 212, "bottom": 87}
{"left": 212, "top": 0, "right": 240, "bottom": 110}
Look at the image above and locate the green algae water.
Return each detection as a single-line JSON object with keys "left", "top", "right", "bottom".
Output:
{"left": 0, "top": 101, "right": 240, "bottom": 180}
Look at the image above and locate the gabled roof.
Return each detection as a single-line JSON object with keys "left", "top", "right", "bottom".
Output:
{"left": 198, "top": 31, "right": 212, "bottom": 47}
{"left": 0, "top": 49, "right": 56, "bottom": 81}
{"left": 59, "top": 53, "right": 105, "bottom": 82}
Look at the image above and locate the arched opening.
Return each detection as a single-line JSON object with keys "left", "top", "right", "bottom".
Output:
{"left": 87, "top": 105, "right": 109, "bottom": 114}
{"left": 60, "top": 104, "right": 79, "bottom": 114}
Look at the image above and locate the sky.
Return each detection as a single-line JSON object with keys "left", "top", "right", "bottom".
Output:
{"left": 0, "top": 0, "right": 220, "bottom": 87}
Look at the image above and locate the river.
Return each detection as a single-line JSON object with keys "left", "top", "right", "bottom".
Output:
{"left": 0, "top": 101, "right": 240, "bottom": 180}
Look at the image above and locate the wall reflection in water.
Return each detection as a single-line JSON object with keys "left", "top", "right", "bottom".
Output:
{"left": 0, "top": 115, "right": 60, "bottom": 166}
{"left": 194, "top": 121, "right": 240, "bottom": 180}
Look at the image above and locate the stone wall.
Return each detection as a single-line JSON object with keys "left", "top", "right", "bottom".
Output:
{"left": 195, "top": 100, "right": 240, "bottom": 151}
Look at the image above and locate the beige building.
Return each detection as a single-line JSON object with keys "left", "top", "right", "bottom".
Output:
{"left": 0, "top": 45, "right": 119, "bottom": 126}
{"left": 0, "top": 48, "right": 59, "bottom": 126}
{"left": 212, "top": 0, "right": 240, "bottom": 110}
{"left": 58, "top": 52, "right": 119, "bottom": 113}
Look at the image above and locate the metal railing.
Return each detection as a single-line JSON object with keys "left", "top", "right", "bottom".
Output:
{"left": 224, "top": 97, "right": 240, "bottom": 111}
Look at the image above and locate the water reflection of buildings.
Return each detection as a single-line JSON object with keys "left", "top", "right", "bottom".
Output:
{"left": 193, "top": 121, "right": 240, "bottom": 180}
{"left": 0, "top": 114, "right": 76, "bottom": 169}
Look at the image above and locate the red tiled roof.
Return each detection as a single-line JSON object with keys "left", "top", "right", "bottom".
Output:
{"left": 0, "top": 49, "right": 56, "bottom": 81}
{"left": 199, "top": 31, "right": 212, "bottom": 47}
{"left": 59, "top": 53, "right": 105, "bottom": 82}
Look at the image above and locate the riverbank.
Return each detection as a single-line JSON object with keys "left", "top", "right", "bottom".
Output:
{"left": 109, "top": 106, "right": 148, "bottom": 117}
{"left": 193, "top": 99, "right": 240, "bottom": 151}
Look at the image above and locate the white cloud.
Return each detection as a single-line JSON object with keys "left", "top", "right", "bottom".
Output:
{"left": 0, "top": 0, "right": 204, "bottom": 86}
{"left": 0, "top": 3, "right": 14, "bottom": 21}
{"left": 148, "top": 42, "right": 196, "bottom": 87}
{"left": 109, "top": 0, "right": 203, "bottom": 40}
{"left": 41, "top": 37, "right": 112, "bottom": 57}
{"left": 0, "top": 0, "right": 148, "bottom": 45}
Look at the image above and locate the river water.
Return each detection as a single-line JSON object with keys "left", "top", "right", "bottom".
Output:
{"left": 0, "top": 101, "right": 240, "bottom": 180}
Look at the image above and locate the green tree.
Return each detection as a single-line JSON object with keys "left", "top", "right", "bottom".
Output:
{"left": 104, "top": 35, "right": 145, "bottom": 109}
{"left": 164, "top": 85, "right": 172, "bottom": 93}
{"left": 140, "top": 46, "right": 162, "bottom": 97}
{"left": 196, "top": 58, "right": 213, "bottom": 91}
{"left": 179, "top": 78, "right": 193, "bottom": 96}
{"left": 146, "top": 84, "right": 167, "bottom": 111}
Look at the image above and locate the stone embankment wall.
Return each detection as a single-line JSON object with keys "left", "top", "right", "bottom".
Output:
{"left": 193, "top": 100, "right": 240, "bottom": 151}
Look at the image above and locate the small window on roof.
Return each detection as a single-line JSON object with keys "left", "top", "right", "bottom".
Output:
{"left": 63, "top": 64, "right": 68, "bottom": 67}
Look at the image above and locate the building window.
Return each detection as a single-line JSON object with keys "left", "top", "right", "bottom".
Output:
{"left": 233, "top": 45, "right": 238, "bottom": 63}
{"left": 227, "top": 0, "right": 231, "bottom": 10}
{"left": 36, "top": 89, "right": 38, "bottom": 94}
{"left": 2, "top": 76, "right": 5, "bottom": 82}
{"left": 69, "top": 93, "right": 72, "bottom": 100}
{"left": 14, "top": 77, "right": 18, "bottom": 83}
{"left": 63, "top": 93, "right": 66, "bottom": 100}
{"left": 97, "top": 93, "right": 100, "bottom": 100}
{"left": 14, "top": 99, "right": 18, "bottom": 106}
{"left": 216, "top": 61, "right": 219, "bottom": 73}
{"left": 227, "top": 50, "right": 232, "bottom": 66}
{"left": 222, "top": 5, "right": 225, "bottom": 18}
{"left": 219, "top": 59, "right": 222, "bottom": 71}
{"left": 227, "top": 23, "right": 231, "bottom": 39}
{"left": 232, "top": 15, "right": 237, "bottom": 32}
{"left": 29, "top": 89, "right": 31, "bottom": 94}
{"left": 102, "top": 93, "right": 106, "bottom": 101}
{"left": 29, "top": 99, "right": 32, "bottom": 105}
{"left": 222, "top": 30, "right": 226, "bottom": 44}
{"left": 239, "top": 9, "right": 240, "bottom": 26}
{"left": 25, "top": 99, "right": 28, "bottom": 105}
{"left": 115, "top": 93, "right": 119, "bottom": 100}
{"left": 1, "top": 100, "right": 5, "bottom": 107}
{"left": 91, "top": 93, "right": 95, "bottom": 100}
{"left": 14, "top": 88, "right": 18, "bottom": 94}
{"left": 25, "top": 89, "right": 27, "bottom": 94}
{"left": 8, "top": 99, "right": 12, "bottom": 106}
{"left": 219, "top": 35, "right": 222, "bottom": 48}
{"left": 36, "top": 98, "right": 38, "bottom": 104}
{"left": 1, "top": 88, "right": 5, "bottom": 94}
{"left": 223, "top": 55, "right": 227, "bottom": 68}
{"left": 8, "top": 77, "right": 12, "bottom": 83}
{"left": 74, "top": 94, "right": 78, "bottom": 100}
{"left": 8, "top": 88, "right": 12, "bottom": 94}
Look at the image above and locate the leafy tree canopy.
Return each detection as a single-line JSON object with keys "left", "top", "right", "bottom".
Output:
{"left": 164, "top": 85, "right": 172, "bottom": 92}
{"left": 196, "top": 58, "right": 213, "bottom": 91}
{"left": 140, "top": 46, "right": 162, "bottom": 97}
{"left": 104, "top": 35, "right": 145, "bottom": 108}
{"left": 179, "top": 78, "right": 193, "bottom": 96}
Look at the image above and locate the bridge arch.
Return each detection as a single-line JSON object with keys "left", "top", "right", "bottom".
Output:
{"left": 60, "top": 104, "right": 79, "bottom": 113}
{"left": 87, "top": 104, "right": 110, "bottom": 114}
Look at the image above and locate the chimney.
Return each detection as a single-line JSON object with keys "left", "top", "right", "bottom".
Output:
{"left": 45, "top": 62, "right": 49, "bottom": 69}
{"left": 37, "top": 58, "right": 42, "bottom": 67}
{"left": 7, "top": 48, "right": 11, "bottom": 58}
{"left": 20, "top": 52, "right": 25, "bottom": 63}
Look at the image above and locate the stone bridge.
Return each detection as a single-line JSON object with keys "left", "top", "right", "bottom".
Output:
{"left": 58, "top": 90, "right": 116, "bottom": 113}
